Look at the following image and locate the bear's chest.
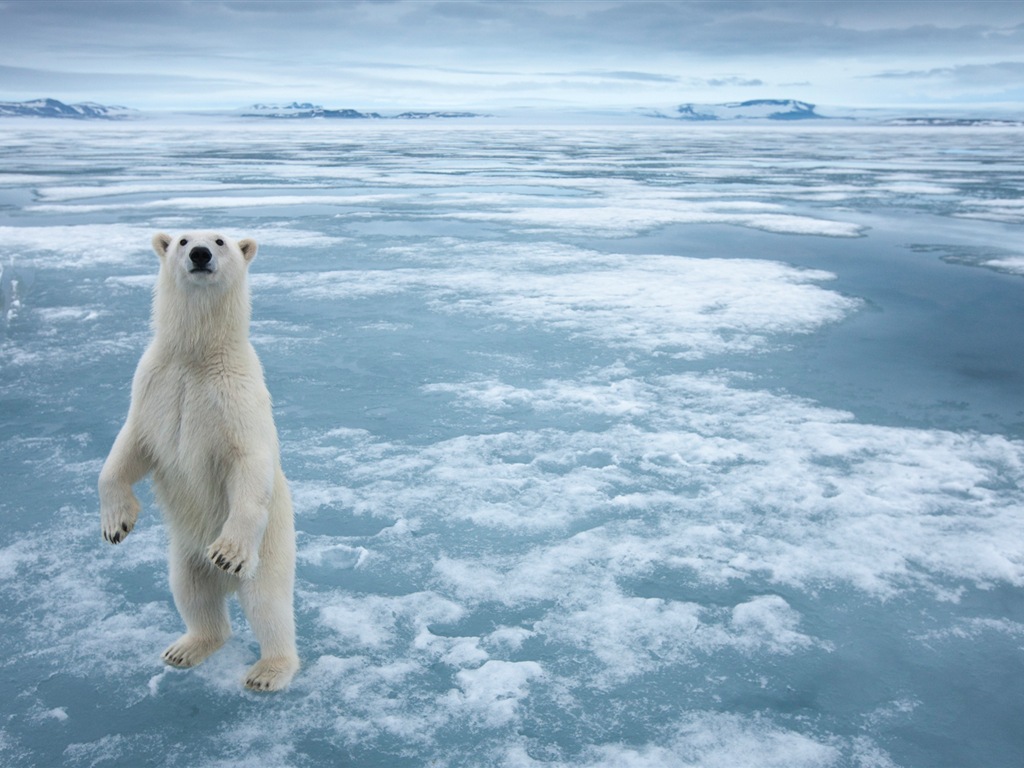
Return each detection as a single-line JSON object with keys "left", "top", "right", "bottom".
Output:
{"left": 137, "top": 359, "right": 254, "bottom": 473}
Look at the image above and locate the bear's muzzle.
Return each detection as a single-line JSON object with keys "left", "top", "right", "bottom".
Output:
{"left": 189, "top": 246, "right": 214, "bottom": 273}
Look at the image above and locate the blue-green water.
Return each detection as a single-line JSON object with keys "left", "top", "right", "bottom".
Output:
{"left": 1, "top": 120, "right": 1023, "bottom": 767}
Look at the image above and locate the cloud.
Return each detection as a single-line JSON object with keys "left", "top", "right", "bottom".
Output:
{"left": 706, "top": 76, "right": 765, "bottom": 87}
{"left": 0, "top": 64, "right": 258, "bottom": 95}
{"left": 5, "top": 1, "right": 1023, "bottom": 60}
{"left": 869, "top": 61, "right": 1024, "bottom": 83}
{"left": 863, "top": 61, "right": 1024, "bottom": 102}
{"left": 1, "top": 1, "right": 1022, "bottom": 109}
{"left": 544, "top": 70, "right": 682, "bottom": 84}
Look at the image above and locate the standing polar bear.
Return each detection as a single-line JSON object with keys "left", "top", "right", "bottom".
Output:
{"left": 99, "top": 231, "right": 298, "bottom": 692}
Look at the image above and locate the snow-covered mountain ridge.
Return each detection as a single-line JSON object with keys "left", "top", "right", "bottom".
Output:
{"left": 0, "top": 98, "right": 136, "bottom": 119}
{"left": 240, "top": 102, "right": 489, "bottom": 119}
{"left": 1, "top": 97, "right": 1019, "bottom": 125}
{"left": 242, "top": 102, "right": 382, "bottom": 119}
{"left": 652, "top": 99, "right": 824, "bottom": 121}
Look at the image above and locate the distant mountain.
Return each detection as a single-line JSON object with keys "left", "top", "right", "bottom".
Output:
{"left": 654, "top": 102, "right": 1022, "bottom": 125}
{"left": 655, "top": 99, "right": 825, "bottom": 121}
{"left": 884, "top": 116, "right": 1024, "bottom": 127}
{"left": 0, "top": 98, "right": 136, "bottom": 119}
{"left": 240, "top": 103, "right": 488, "bottom": 120}
{"left": 241, "top": 102, "right": 382, "bottom": 119}
{"left": 392, "top": 111, "right": 491, "bottom": 120}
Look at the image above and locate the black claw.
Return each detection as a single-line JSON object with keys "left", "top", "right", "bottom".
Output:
{"left": 234, "top": 563, "right": 243, "bottom": 574}
{"left": 111, "top": 532, "right": 121, "bottom": 544}
{"left": 121, "top": 523, "right": 129, "bottom": 532}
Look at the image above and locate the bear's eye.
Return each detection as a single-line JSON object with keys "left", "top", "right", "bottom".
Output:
{"left": 179, "top": 238, "right": 188, "bottom": 246}
{"left": 216, "top": 239, "right": 224, "bottom": 246}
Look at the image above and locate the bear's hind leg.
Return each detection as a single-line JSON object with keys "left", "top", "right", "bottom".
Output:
{"left": 238, "top": 569, "right": 299, "bottom": 691}
{"left": 163, "top": 551, "right": 232, "bottom": 669}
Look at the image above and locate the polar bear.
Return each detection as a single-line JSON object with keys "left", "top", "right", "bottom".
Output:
{"left": 99, "top": 231, "right": 298, "bottom": 692}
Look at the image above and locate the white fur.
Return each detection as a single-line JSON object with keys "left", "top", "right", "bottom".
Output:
{"left": 99, "top": 231, "right": 298, "bottom": 692}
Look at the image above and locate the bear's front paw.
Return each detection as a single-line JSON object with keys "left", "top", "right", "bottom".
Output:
{"left": 208, "top": 536, "right": 258, "bottom": 578}
{"left": 100, "top": 495, "right": 140, "bottom": 544}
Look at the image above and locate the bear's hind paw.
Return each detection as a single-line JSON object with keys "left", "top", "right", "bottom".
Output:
{"left": 162, "top": 634, "right": 226, "bottom": 668}
{"left": 244, "top": 656, "right": 299, "bottom": 692}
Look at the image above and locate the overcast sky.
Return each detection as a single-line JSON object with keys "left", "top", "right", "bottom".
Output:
{"left": 1, "top": 0, "right": 1022, "bottom": 112}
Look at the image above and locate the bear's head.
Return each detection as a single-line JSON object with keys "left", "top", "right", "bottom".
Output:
{"left": 152, "top": 231, "right": 257, "bottom": 292}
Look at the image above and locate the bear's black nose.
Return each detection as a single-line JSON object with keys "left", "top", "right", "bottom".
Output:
{"left": 189, "top": 246, "right": 212, "bottom": 268}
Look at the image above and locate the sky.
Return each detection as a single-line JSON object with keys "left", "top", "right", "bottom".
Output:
{"left": 0, "top": 0, "right": 1022, "bottom": 113}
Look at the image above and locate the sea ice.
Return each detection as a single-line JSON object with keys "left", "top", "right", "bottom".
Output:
{"left": 1, "top": 119, "right": 1023, "bottom": 767}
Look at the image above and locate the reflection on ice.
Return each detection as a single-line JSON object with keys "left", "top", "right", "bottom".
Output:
{"left": 1, "top": 120, "right": 1023, "bottom": 767}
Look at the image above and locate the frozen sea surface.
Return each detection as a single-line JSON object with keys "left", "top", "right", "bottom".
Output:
{"left": 1, "top": 119, "right": 1023, "bottom": 767}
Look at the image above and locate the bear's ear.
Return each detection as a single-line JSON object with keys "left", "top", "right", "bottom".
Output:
{"left": 152, "top": 232, "right": 172, "bottom": 259}
{"left": 238, "top": 238, "right": 258, "bottom": 263}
